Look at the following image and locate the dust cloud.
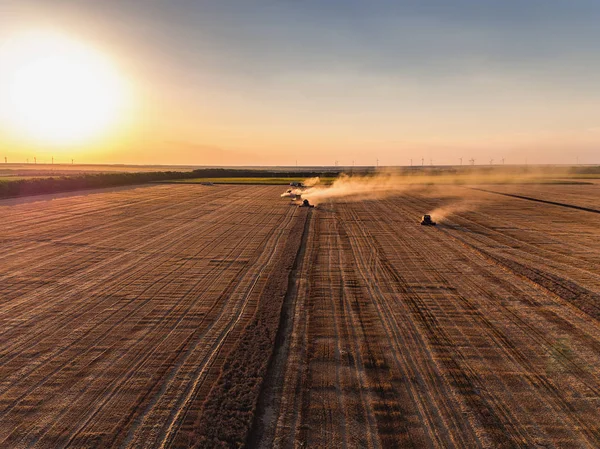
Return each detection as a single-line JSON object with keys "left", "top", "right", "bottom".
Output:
{"left": 298, "top": 168, "right": 545, "bottom": 205}
{"left": 282, "top": 166, "right": 572, "bottom": 221}
{"left": 280, "top": 188, "right": 302, "bottom": 199}
{"left": 427, "top": 200, "right": 480, "bottom": 223}
{"left": 300, "top": 173, "right": 419, "bottom": 205}
{"left": 302, "top": 177, "right": 321, "bottom": 187}
{"left": 280, "top": 176, "right": 321, "bottom": 198}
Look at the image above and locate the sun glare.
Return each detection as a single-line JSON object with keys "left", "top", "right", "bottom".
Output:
{"left": 0, "top": 31, "right": 129, "bottom": 146}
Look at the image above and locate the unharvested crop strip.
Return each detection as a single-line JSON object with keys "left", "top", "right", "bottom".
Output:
{"left": 247, "top": 208, "right": 313, "bottom": 448}
{"left": 120, "top": 204, "right": 297, "bottom": 449}
{"left": 180, "top": 208, "right": 309, "bottom": 448}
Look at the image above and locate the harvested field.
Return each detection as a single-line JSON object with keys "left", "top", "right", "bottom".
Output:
{"left": 259, "top": 186, "right": 600, "bottom": 448}
{"left": 0, "top": 184, "right": 303, "bottom": 448}
{"left": 2, "top": 183, "right": 600, "bottom": 448}
{"left": 473, "top": 183, "right": 600, "bottom": 211}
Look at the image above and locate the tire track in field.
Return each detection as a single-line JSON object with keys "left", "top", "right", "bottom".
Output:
{"left": 375, "top": 229, "right": 598, "bottom": 446}
{"left": 0, "top": 186, "right": 298, "bottom": 448}
{"left": 248, "top": 208, "right": 316, "bottom": 449}
{"left": 1, "top": 198, "right": 266, "bottom": 442}
{"left": 0, "top": 186, "right": 261, "bottom": 332}
{"left": 0, "top": 205, "right": 238, "bottom": 377}
{"left": 371, "top": 197, "right": 600, "bottom": 446}
{"left": 0, "top": 186, "right": 236, "bottom": 285}
{"left": 469, "top": 187, "right": 600, "bottom": 214}
{"left": 29, "top": 206, "right": 296, "bottom": 448}
{"left": 3, "top": 210, "right": 278, "bottom": 447}
{"left": 402, "top": 192, "right": 600, "bottom": 281}
{"left": 338, "top": 205, "right": 491, "bottom": 448}
{"left": 333, "top": 225, "right": 381, "bottom": 449}
{"left": 294, "top": 213, "right": 349, "bottom": 448}
{"left": 267, "top": 218, "right": 316, "bottom": 448}
{"left": 121, "top": 207, "right": 296, "bottom": 449}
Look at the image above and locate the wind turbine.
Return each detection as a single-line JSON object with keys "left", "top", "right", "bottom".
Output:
{"left": 469, "top": 158, "right": 475, "bottom": 166}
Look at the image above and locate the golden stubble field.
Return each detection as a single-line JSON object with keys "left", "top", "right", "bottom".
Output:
{"left": 1, "top": 183, "right": 599, "bottom": 448}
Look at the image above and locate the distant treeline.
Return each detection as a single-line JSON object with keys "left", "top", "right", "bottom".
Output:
{"left": 0, "top": 171, "right": 195, "bottom": 199}
{"left": 0, "top": 168, "right": 342, "bottom": 199}
{"left": 188, "top": 168, "right": 343, "bottom": 178}
{"left": 571, "top": 165, "right": 600, "bottom": 174}
{"left": 4, "top": 165, "right": 597, "bottom": 199}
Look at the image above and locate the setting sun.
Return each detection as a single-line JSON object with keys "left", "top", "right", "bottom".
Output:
{"left": 0, "top": 31, "right": 129, "bottom": 146}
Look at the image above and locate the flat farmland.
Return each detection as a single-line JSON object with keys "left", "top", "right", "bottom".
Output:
{"left": 2, "top": 183, "right": 600, "bottom": 448}
{"left": 0, "top": 185, "right": 305, "bottom": 448}
{"left": 472, "top": 183, "right": 600, "bottom": 212}
{"left": 260, "top": 186, "right": 600, "bottom": 448}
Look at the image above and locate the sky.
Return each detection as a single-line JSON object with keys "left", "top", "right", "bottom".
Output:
{"left": 1, "top": 0, "right": 599, "bottom": 166}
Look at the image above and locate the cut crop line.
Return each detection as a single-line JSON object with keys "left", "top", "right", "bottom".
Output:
{"left": 468, "top": 187, "right": 600, "bottom": 214}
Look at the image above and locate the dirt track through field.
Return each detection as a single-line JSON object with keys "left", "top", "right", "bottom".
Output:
{"left": 471, "top": 183, "right": 600, "bottom": 211}
{"left": 469, "top": 186, "right": 600, "bottom": 214}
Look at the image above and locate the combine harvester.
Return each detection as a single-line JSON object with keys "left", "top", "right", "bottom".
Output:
{"left": 291, "top": 183, "right": 316, "bottom": 207}
{"left": 283, "top": 181, "right": 308, "bottom": 202}
{"left": 283, "top": 189, "right": 301, "bottom": 200}
{"left": 421, "top": 214, "right": 436, "bottom": 226}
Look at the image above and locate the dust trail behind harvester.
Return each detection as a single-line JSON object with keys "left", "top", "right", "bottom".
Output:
{"left": 283, "top": 166, "right": 570, "bottom": 220}
{"left": 302, "top": 177, "right": 321, "bottom": 187}
{"left": 281, "top": 177, "right": 321, "bottom": 199}
{"left": 280, "top": 189, "right": 302, "bottom": 198}
{"left": 300, "top": 173, "right": 422, "bottom": 205}
{"left": 427, "top": 199, "right": 482, "bottom": 223}
{"left": 299, "top": 173, "right": 482, "bottom": 221}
